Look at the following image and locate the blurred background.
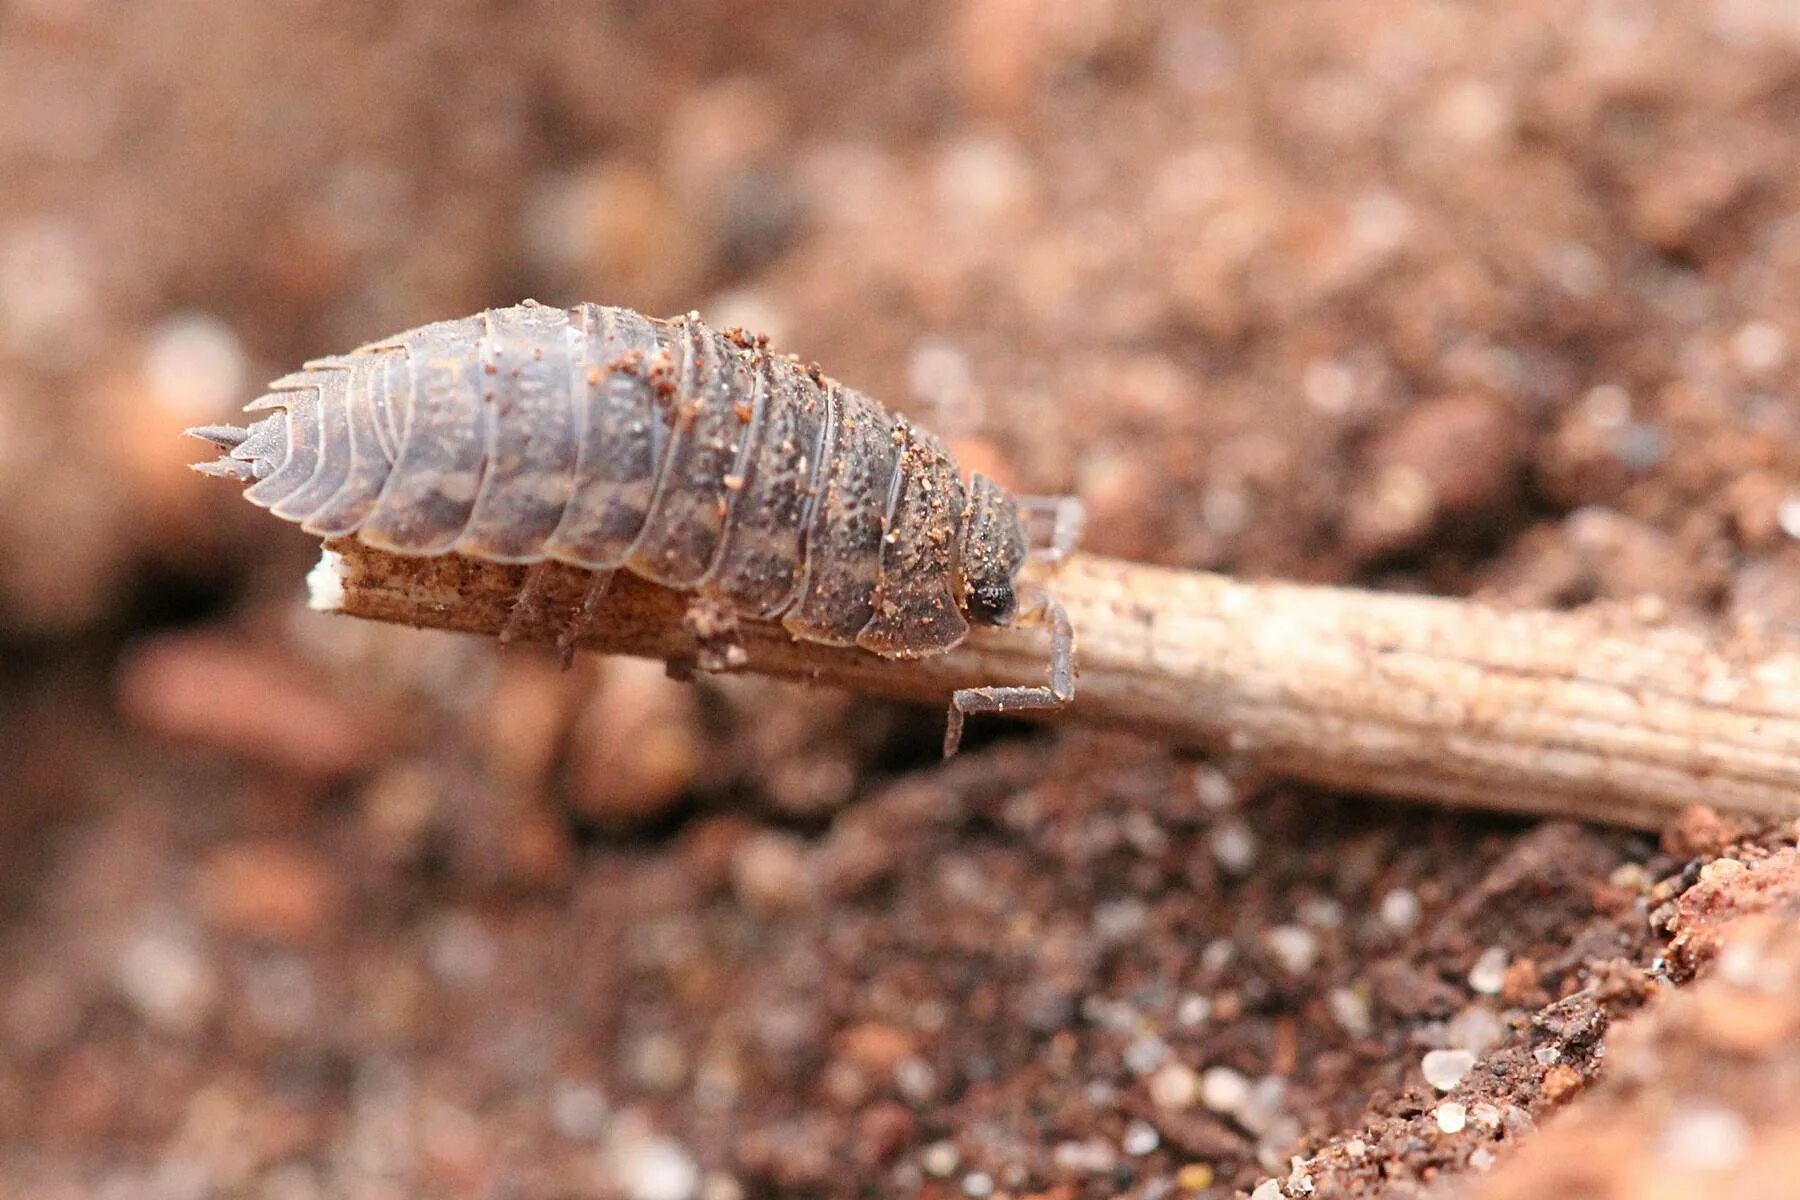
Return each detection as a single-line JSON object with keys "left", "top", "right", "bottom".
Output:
{"left": 5, "top": 2, "right": 1800, "bottom": 1197}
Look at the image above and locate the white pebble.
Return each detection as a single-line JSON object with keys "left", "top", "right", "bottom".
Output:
{"left": 1379, "top": 888, "right": 1421, "bottom": 934}
{"left": 1779, "top": 495, "right": 1800, "bottom": 541}
{"left": 1125, "top": 1036, "right": 1171, "bottom": 1076}
{"left": 115, "top": 923, "right": 218, "bottom": 1034}
{"left": 1176, "top": 993, "right": 1212, "bottom": 1027}
{"left": 1149, "top": 1062, "right": 1201, "bottom": 1110}
{"left": 1201, "top": 940, "right": 1236, "bottom": 973}
{"left": 1255, "top": 1120, "right": 1302, "bottom": 1170}
{"left": 1421, "top": 1048, "right": 1476, "bottom": 1092}
{"left": 1193, "top": 766, "right": 1237, "bottom": 809}
{"left": 1467, "top": 947, "right": 1508, "bottom": 996}
{"left": 427, "top": 912, "right": 499, "bottom": 985}
{"left": 1240, "top": 1076, "right": 1290, "bottom": 1137}
{"left": 1200, "top": 1066, "right": 1252, "bottom": 1114}
{"left": 962, "top": 1171, "right": 995, "bottom": 1197}
{"left": 144, "top": 312, "right": 247, "bottom": 421}
{"left": 1123, "top": 1119, "right": 1160, "bottom": 1156}
{"left": 1532, "top": 1045, "right": 1560, "bottom": 1067}
{"left": 1326, "top": 987, "right": 1371, "bottom": 1036}
{"left": 1051, "top": 1138, "right": 1118, "bottom": 1174}
{"left": 1469, "top": 1146, "right": 1496, "bottom": 1172}
{"left": 895, "top": 1057, "right": 937, "bottom": 1102}
{"left": 1435, "top": 1102, "right": 1468, "bottom": 1134}
{"left": 1445, "top": 1005, "right": 1505, "bottom": 1056}
{"left": 1298, "top": 897, "right": 1344, "bottom": 929}
{"left": 609, "top": 1131, "right": 699, "bottom": 1200}
{"left": 1265, "top": 926, "right": 1319, "bottom": 976}
{"left": 1469, "top": 1102, "right": 1503, "bottom": 1130}
{"left": 1732, "top": 320, "right": 1787, "bottom": 374}
{"left": 550, "top": 1081, "right": 610, "bottom": 1139}
{"left": 907, "top": 337, "right": 974, "bottom": 418}
{"left": 1212, "top": 821, "right": 1257, "bottom": 874}
{"left": 1657, "top": 1103, "right": 1751, "bottom": 1170}
{"left": 1094, "top": 898, "right": 1149, "bottom": 942}
{"left": 1250, "top": 1180, "right": 1283, "bottom": 1200}
{"left": 922, "top": 1141, "right": 959, "bottom": 1178}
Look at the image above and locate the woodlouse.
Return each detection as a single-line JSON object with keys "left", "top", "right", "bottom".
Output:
{"left": 190, "top": 301, "right": 1083, "bottom": 752}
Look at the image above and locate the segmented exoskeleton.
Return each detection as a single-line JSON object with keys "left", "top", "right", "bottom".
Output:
{"left": 190, "top": 302, "right": 1083, "bottom": 752}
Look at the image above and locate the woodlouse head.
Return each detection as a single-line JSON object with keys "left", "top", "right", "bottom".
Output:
{"left": 955, "top": 474, "right": 1028, "bottom": 628}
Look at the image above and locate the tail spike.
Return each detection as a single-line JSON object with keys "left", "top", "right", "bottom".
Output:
{"left": 185, "top": 424, "right": 251, "bottom": 449}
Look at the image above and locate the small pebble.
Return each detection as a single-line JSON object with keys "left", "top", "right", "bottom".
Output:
{"left": 1264, "top": 925, "right": 1319, "bottom": 976}
{"left": 630, "top": 1033, "right": 688, "bottom": 1092}
{"left": 1200, "top": 1066, "right": 1251, "bottom": 1114}
{"left": 1421, "top": 1048, "right": 1476, "bottom": 1092}
{"left": 1149, "top": 1062, "right": 1202, "bottom": 1110}
{"left": 922, "top": 1141, "right": 959, "bottom": 1178}
{"left": 1541, "top": 1064, "right": 1584, "bottom": 1102}
{"left": 1125, "top": 1036, "right": 1171, "bottom": 1075}
{"left": 1094, "top": 898, "right": 1149, "bottom": 942}
{"left": 962, "top": 1171, "right": 995, "bottom": 1197}
{"left": 1657, "top": 1103, "right": 1751, "bottom": 1170}
{"left": 1467, "top": 947, "right": 1508, "bottom": 995}
{"left": 115, "top": 922, "right": 218, "bottom": 1035}
{"left": 1193, "top": 766, "right": 1237, "bottom": 809}
{"left": 895, "top": 1057, "right": 937, "bottom": 1102}
{"left": 1379, "top": 888, "right": 1421, "bottom": 934}
{"left": 1531, "top": 1045, "right": 1560, "bottom": 1067}
{"left": 1051, "top": 1138, "right": 1118, "bottom": 1174}
{"left": 1298, "top": 897, "right": 1344, "bottom": 929}
{"left": 1732, "top": 320, "right": 1786, "bottom": 374}
{"left": 700, "top": 1175, "right": 744, "bottom": 1200}
{"left": 1778, "top": 495, "right": 1800, "bottom": 541}
{"left": 1250, "top": 1180, "right": 1283, "bottom": 1200}
{"left": 1176, "top": 993, "right": 1212, "bottom": 1026}
{"left": 1326, "top": 987, "right": 1372, "bottom": 1037}
{"left": 608, "top": 1129, "right": 700, "bottom": 1200}
{"left": 427, "top": 913, "right": 499, "bottom": 986}
{"left": 1123, "top": 1119, "right": 1160, "bottom": 1156}
{"left": 144, "top": 312, "right": 248, "bottom": 421}
{"left": 1176, "top": 1163, "right": 1215, "bottom": 1191}
{"left": 1255, "top": 1121, "right": 1303, "bottom": 1172}
{"left": 1435, "top": 1102, "right": 1467, "bottom": 1134}
{"left": 1201, "top": 940, "right": 1236, "bottom": 972}
{"left": 1240, "top": 1077, "right": 1290, "bottom": 1138}
{"left": 1470, "top": 1147, "right": 1497, "bottom": 1172}
{"left": 1445, "top": 1005, "right": 1505, "bottom": 1056}
{"left": 550, "top": 1081, "right": 610, "bottom": 1140}
{"left": 1211, "top": 822, "right": 1257, "bottom": 874}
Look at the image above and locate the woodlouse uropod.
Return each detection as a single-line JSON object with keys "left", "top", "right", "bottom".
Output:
{"left": 189, "top": 301, "right": 1084, "bottom": 753}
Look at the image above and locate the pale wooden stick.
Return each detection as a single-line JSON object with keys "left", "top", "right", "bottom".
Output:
{"left": 309, "top": 539, "right": 1800, "bottom": 829}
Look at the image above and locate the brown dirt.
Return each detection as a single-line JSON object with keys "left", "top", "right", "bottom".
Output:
{"left": 6, "top": 2, "right": 1800, "bottom": 1197}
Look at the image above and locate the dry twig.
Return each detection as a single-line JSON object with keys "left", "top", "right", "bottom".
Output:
{"left": 310, "top": 539, "right": 1800, "bottom": 829}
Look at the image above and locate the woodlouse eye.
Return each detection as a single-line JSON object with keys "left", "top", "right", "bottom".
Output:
{"left": 965, "top": 581, "right": 1017, "bottom": 625}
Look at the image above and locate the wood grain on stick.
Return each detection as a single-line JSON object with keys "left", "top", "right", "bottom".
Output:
{"left": 313, "top": 539, "right": 1800, "bottom": 829}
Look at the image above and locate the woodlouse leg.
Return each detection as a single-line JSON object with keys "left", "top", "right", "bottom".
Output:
{"left": 1016, "top": 495, "right": 1086, "bottom": 564}
{"left": 943, "top": 589, "right": 1075, "bottom": 756}
{"left": 556, "top": 569, "right": 616, "bottom": 669}
{"left": 500, "top": 562, "right": 557, "bottom": 647}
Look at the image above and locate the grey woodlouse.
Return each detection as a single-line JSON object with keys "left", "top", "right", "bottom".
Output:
{"left": 189, "top": 301, "right": 1083, "bottom": 753}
